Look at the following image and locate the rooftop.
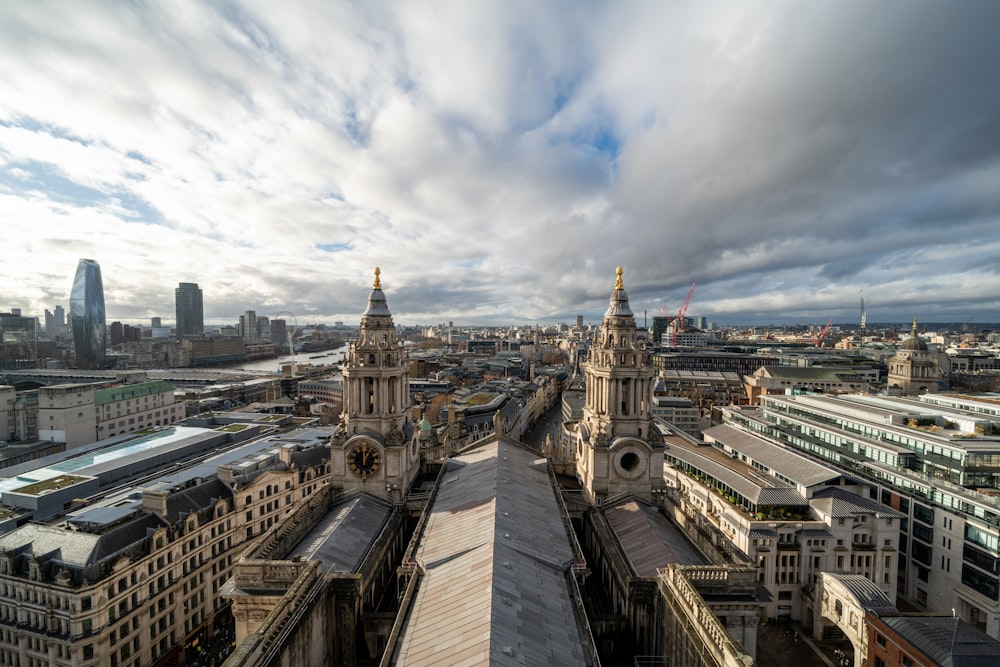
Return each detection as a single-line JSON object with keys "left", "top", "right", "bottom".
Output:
{"left": 391, "top": 439, "right": 588, "bottom": 666}
{"left": 288, "top": 494, "right": 392, "bottom": 573}
{"left": 878, "top": 615, "right": 1000, "bottom": 667}
{"left": 603, "top": 499, "right": 706, "bottom": 577}
{"left": 703, "top": 424, "right": 841, "bottom": 489}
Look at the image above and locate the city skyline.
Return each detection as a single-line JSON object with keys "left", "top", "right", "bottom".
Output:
{"left": 3, "top": 2, "right": 1000, "bottom": 326}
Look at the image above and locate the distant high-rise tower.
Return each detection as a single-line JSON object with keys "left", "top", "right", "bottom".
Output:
{"left": 69, "top": 258, "right": 106, "bottom": 369}
{"left": 110, "top": 321, "right": 124, "bottom": 346}
{"left": 0, "top": 310, "right": 38, "bottom": 369}
{"left": 175, "top": 282, "right": 204, "bottom": 338}
{"left": 54, "top": 305, "right": 65, "bottom": 335}
{"left": 270, "top": 319, "right": 288, "bottom": 351}
{"left": 239, "top": 310, "right": 257, "bottom": 341}
{"left": 651, "top": 315, "right": 671, "bottom": 346}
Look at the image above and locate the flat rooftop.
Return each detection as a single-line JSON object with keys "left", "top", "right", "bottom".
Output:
{"left": 0, "top": 426, "right": 214, "bottom": 495}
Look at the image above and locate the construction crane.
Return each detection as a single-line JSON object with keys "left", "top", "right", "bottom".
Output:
{"left": 671, "top": 283, "right": 696, "bottom": 345}
{"left": 813, "top": 318, "right": 833, "bottom": 348}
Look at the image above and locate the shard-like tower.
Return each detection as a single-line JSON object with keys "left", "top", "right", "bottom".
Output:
{"left": 70, "top": 258, "right": 106, "bottom": 369}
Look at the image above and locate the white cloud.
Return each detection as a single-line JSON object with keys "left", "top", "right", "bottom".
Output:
{"left": 2, "top": 0, "right": 999, "bottom": 327}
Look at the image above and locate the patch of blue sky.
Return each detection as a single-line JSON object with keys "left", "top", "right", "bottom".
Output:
{"left": 3, "top": 160, "right": 105, "bottom": 206}
{"left": 316, "top": 242, "right": 353, "bottom": 253}
{"left": 549, "top": 71, "right": 584, "bottom": 118}
{"left": 573, "top": 125, "right": 620, "bottom": 159}
{"left": 2, "top": 160, "right": 164, "bottom": 223}
{"left": 125, "top": 150, "right": 153, "bottom": 166}
{"left": 219, "top": 4, "right": 287, "bottom": 66}
{"left": 0, "top": 117, "right": 91, "bottom": 146}
{"left": 455, "top": 256, "right": 485, "bottom": 270}
{"left": 342, "top": 99, "right": 369, "bottom": 147}
{"left": 110, "top": 191, "right": 167, "bottom": 225}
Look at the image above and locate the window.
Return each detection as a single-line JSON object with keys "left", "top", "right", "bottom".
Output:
{"left": 875, "top": 634, "right": 886, "bottom": 648}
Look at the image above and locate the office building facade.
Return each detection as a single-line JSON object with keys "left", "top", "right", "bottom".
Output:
{"left": 726, "top": 393, "right": 1000, "bottom": 639}
{"left": 0, "top": 310, "right": 37, "bottom": 370}
{"left": 174, "top": 283, "right": 204, "bottom": 339}
{"left": 69, "top": 259, "right": 106, "bottom": 370}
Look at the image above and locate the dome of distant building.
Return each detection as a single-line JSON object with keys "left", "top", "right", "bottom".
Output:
{"left": 887, "top": 319, "right": 940, "bottom": 396}
{"left": 900, "top": 320, "right": 928, "bottom": 351}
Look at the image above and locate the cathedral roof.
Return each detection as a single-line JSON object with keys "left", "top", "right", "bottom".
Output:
{"left": 362, "top": 267, "right": 392, "bottom": 318}
{"left": 603, "top": 266, "right": 634, "bottom": 319}
{"left": 391, "top": 440, "right": 589, "bottom": 665}
{"left": 603, "top": 500, "right": 706, "bottom": 577}
{"left": 286, "top": 493, "right": 393, "bottom": 573}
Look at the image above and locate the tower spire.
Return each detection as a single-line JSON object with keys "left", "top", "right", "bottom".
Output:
{"left": 574, "top": 266, "right": 663, "bottom": 502}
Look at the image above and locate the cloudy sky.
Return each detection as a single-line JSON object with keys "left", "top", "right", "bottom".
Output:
{"left": 3, "top": 1, "right": 999, "bottom": 328}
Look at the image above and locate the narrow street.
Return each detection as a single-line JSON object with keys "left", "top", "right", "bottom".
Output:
{"left": 521, "top": 401, "right": 565, "bottom": 451}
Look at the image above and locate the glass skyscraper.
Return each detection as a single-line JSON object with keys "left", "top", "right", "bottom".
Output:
{"left": 0, "top": 310, "right": 37, "bottom": 370}
{"left": 175, "top": 282, "right": 204, "bottom": 338}
{"left": 70, "top": 258, "right": 106, "bottom": 369}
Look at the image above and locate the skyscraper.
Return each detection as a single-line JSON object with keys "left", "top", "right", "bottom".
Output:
{"left": 54, "top": 305, "right": 65, "bottom": 336}
{"left": 0, "top": 310, "right": 37, "bottom": 370}
{"left": 69, "top": 258, "right": 106, "bottom": 369}
{"left": 239, "top": 310, "right": 257, "bottom": 341}
{"left": 175, "top": 282, "right": 204, "bottom": 339}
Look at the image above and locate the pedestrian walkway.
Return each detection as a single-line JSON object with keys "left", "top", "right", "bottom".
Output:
{"left": 756, "top": 622, "right": 837, "bottom": 666}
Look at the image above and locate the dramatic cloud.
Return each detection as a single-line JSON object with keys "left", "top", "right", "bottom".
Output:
{"left": 2, "top": 0, "right": 999, "bottom": 327}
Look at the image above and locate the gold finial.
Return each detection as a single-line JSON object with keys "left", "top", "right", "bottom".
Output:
{"left": 614, "top": 266, "right": 624, "bottom": 290}
{"left": 373, "top": 267, "right": 381, "bottom": 289}
{"left": 912, "top": 318, "right": 918, "bottom": 332}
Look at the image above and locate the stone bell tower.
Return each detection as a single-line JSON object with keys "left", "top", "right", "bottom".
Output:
{"left": 330, "top": 268, "right": 419, "bottom": 501}
{"left": 575, "top": 267, "right": 663, "bottom": 502}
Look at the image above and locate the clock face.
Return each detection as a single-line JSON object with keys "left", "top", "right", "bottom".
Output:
{"left": 347, "top": 443, "right": 382, "bottom": 479}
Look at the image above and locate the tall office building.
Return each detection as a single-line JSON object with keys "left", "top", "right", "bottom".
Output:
{"left": 239, "top": 310, "right": 257, "bottom": 341}
{"left": 651, "top": 315, "right": 672, "bottom": 345}
{"left": 54, "top": 305, "right": 66, "bottom": 337}
{"left": 270, "top": 319, "right": 288, "bottom": 351}
{"left": 69, "top": 258, "right": 106, "bottom": 369}
{"left": 174, "top": 282, "right": 204, "bottom": 338}
{"left": 0, "top": 310, "right": 37, "bottom": 370}
{"left": 109, "top": 321, "right": 124, "bottom": 346}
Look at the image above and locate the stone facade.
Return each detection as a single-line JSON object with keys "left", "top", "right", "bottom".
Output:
{"left": 330, "top": 269, "right": 420, "bottom": 502}
{"left": 573, "top": 268, "right": 664, "bottom": 502}
{"left": 0, "top": 436, "right": 329, "bottom": 666}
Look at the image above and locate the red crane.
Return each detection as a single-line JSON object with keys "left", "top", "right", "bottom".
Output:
{"left": 813, "top": 318, "right": 833, "bottom": 348}
{"left": 671, "top": 283, "right": 696, "bottom": 345}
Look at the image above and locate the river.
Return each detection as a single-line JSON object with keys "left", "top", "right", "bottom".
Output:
{"left": 225, "top": 345, "right": 348, "bottom": 373}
